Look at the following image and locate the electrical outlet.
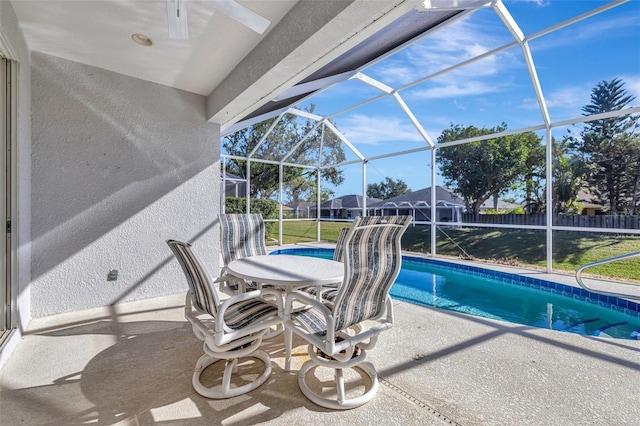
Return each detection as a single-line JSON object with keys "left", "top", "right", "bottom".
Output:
{"left": 107, "top": 270, "right": 118, "bottom": 281}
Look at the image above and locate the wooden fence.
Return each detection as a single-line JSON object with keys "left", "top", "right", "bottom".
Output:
{"left": 460, "top": 213, "right": 640, "bottom": 230}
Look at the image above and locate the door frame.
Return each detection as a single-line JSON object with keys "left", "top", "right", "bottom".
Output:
{"left": 0, "top": 54, "right": 18, "bottom": 343}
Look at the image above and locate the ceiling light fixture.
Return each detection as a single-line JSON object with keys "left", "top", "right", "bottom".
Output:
{"left": 131, "top": 33, "right": 154, "bottom": 46}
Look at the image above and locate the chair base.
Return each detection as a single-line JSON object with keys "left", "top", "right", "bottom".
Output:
{"left": 297, "top": 346, "right": 379, "bottom": 410}
{"left": 192, "top": 350, "right": 272, "bottom": 399}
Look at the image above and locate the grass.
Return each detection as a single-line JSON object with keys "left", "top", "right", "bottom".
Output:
{"left": 268, "top": 220, "right": 350, "bottom": 245}
{"left": 268, "top": 220, "right": 640, "bottom": 282}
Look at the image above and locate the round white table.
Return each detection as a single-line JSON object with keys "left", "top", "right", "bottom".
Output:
{"left": 227, "top": 254, "right": 343, "bottom": 370}
{"left": 227, "top": 254, "right": 343, "bottom": 287}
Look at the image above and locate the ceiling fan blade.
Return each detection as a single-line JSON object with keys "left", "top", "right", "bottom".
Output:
{"left": 207, "top": 0, "right": 271, "bottom": 34}
{"left": 167, "top": 0, "right": 189, "bottom": 39}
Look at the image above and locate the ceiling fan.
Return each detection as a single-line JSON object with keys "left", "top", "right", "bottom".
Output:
{"left": 166, "top": 0, "right": 271, "bottom": 39}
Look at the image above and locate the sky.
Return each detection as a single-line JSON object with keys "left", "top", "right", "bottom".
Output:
{"left": 225, "top": 0, "right": 640, "bottom": 201}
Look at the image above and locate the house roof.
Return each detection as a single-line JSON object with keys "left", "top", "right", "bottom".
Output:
{"left": 287, "top": 202, "right": 314, "bottom": 210}
{"left": 368, "top": 186, "right": 520, "bottom": 211}
{"left": 577, "top": 189, "right": 604, "bottom": 210}
{"left": 369, "top": 186, "right": 464, "bottom": 208}
{"left": 222, "top": 172, "right": 246, "bottom": 184}
{"left": 314, "top": 194, "right": 383, "bottom": 210}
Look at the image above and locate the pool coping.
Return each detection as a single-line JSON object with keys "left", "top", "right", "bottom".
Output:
{"left": 269, "top": 245, "right": 640, "bottom": 320}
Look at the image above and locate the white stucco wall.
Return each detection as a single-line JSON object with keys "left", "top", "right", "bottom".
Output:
{"left": 0, "top": 0, "right": 32, "bottom": 367}
{"left": 30, "top": 52, "right": 220, "bottom": 317}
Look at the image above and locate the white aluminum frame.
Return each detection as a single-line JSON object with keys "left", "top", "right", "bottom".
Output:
{"left": 220, "top": 0, "right": 639, "bottom": 274}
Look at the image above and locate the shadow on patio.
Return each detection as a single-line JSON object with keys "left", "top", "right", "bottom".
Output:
{"left": 1, "top": 292, "right": 639, "bottom": 425}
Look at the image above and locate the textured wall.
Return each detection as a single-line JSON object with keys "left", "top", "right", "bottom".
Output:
{"left": 30, "top": 52, "right": 220, "bottom": 317}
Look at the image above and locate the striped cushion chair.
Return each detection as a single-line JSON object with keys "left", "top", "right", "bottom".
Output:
{"left": 166, "top": 240, "right": 281, "bottom": 399}
{"left": 283, "top": 215, "right": 412, "bottom": 409}
{"left": 332, "top": 226, "right": 350, "bottom": 263}
{"left": 217, "top": 213, "right": 267, "bottom": 296}
{"left": 304, "top": 217, "right": 410, "bottom": 304}
{"left": 301, "top": 226, "right": 349, "bottom": 302}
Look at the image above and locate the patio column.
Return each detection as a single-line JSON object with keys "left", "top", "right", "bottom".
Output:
{"left": 431, "top": 148, "right": 437, "bottom": 257}
{"left": 429, "top": 146, "right": 436, "bottom": 256}
{"left": 222, "top": 162, "right": 226, "bottom": 214}
{"left": 317, "top": 166, "right": 321, "bottom": 241}
{"left": 545, "top": 127, "right": 553, "bottom": 272}
{"left": 245, "top": 159, "right": 250, "bottom": 214}
{"left": 279, "top": 163, "right": 283, "bottom": 245}
{"left": 362, "top": 160, "right": 367, "bottom": 217}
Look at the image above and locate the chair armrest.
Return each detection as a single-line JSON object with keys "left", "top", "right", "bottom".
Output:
{"left": 285, "top": 291, "right": 338, "bottom": 346}
{"left": 285, "top": 290, "right": 333, "bottom": 320}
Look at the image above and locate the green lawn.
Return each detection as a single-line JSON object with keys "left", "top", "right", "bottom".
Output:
{"left": 268, "top": 220, "right": 640, "bottom": 282}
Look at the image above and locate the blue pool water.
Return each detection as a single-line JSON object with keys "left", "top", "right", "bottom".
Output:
{"left": 271, "top": 248, "right": 640, "bottom": 340}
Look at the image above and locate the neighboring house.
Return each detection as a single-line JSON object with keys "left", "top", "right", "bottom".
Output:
{"left": 368, "top": 186, "right": 465, "bottom": 222}
{"left": 311, "top": 195, "right": 382, "bottom": 219}
{"left": 287, "top": 202, "right": 315, "bottom": 218}
{"left": 576, "top": 189, "right": 605, "bottom": 216}
{"left": 478, "top": 197, "right": 521, "bottom": 213}
{"left": 277, "top": 204, "right": 294, "bottom": 217}
{"left": 222, "top": 172, "right": 247, "bottom": 198}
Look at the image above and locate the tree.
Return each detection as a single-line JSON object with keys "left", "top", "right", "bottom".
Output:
{"left": 521, "top": 134, "right": 546, "bottom": 214}
{"left": 222, "top": 105, "right": 345, "bottom": 202}
{"left": 553, "top": 139, "right": 587, "bottom": 214}
{"left": 367, "top": 177, "right": 410, "bottom": 199}
{"left": 570, "top": 78, "right": 640, "bottom": 214}
{"left": 436, "top": 123, "right": 543, "bottom": 216}
{"left": 624, "top": 136, "right": 640, "bottom": 214}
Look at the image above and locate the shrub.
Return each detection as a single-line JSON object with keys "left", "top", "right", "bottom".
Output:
{"left": 224, "top": 197, "right": 278, "bottom": 235}
{"left": 484, "top": 207, "right": 525, "bottom": 215}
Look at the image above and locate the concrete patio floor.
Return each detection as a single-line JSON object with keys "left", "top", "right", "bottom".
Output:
{"left": 1, "top": 253, "right": 639, "bottom": 425}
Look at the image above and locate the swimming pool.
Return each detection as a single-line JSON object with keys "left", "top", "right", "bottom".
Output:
{"left": 270, "top": 248, "right": 640, "bottom": 340}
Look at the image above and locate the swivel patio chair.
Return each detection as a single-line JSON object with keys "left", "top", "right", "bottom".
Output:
{"left": 217, "top": 213, "right": 267, "bottom": 296}
{"left": 167, "top": 239, "right": 281, "bottom": 399}
{"left": 284, "top": 215, "right": 412, "bottom": 409}
{"left": 332, "top": 226, "right": 349, "bottom": 263}
{"left": 304, "top": 216, "right": 411, "bottom": 304}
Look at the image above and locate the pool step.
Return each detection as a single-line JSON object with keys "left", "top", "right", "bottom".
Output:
{"left": 593, "top": 321, "right": 628, "bottom": 337}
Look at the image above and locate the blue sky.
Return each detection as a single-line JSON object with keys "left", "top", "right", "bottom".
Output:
{"left": 294, "top": 0, "right": 640, "bottom": 199}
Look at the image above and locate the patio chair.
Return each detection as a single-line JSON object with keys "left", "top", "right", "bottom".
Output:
{"left": 304, "top": 216, "right": 410, "bottom": 303}
{"left": 284, "top": 215, "right": 412, "bottom": 409}
{"left": 167, "top": 239, "right": 281, "bottom": 399}
{"left": 332, "top": 226, "right": 349, "bottom": 263}
{"left": 217, "top": 213, "right": 267, "bottom": 296}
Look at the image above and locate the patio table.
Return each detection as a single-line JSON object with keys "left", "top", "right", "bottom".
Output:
{"left": 227, "top": 254, "right": 343, "bottom": 371}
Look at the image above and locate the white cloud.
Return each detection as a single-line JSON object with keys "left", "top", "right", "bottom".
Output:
{"left": 532, "top": 14, "right": 640, "bottom": 52}
{"left": 521, "top": 75, "right": 640, "bottom": 113}
{"left": 521, "top": 85, "right": 589, "bottom": 111}
{"left": 374, "top": 64, "right": 416, "bottom": 86}
{"left": 337, "top": 114, "right": 427, "bottom": 145}
{"left": 545, "top": 87, "right": 590, "bottom": 110}
{"left": 509, "top": 0, "right": 550, "bottom": 6}
{"left": 375, "top": 19, "right": 492, "bottom": 80}
{"left": 372, "top": 16, "right": 521, "bottom": 101}
{"left": 411, "top": 80, "right": 499, "bottom": 99}
{"left": 620, "top": 75, "right": 640, "bottom": 103}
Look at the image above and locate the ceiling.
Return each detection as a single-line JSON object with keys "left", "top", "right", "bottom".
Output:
{"left": 9, "top": 0, "right": 466, "bottom": 128}
{"left": 11, "top": 0, "right": 298, "bottom": 96}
